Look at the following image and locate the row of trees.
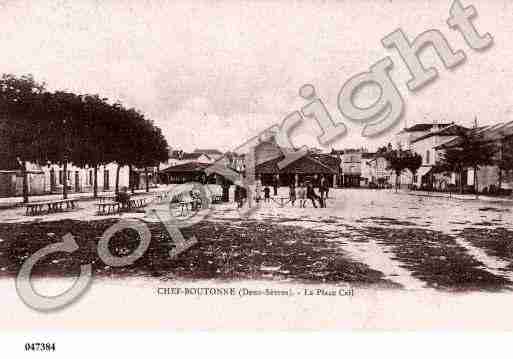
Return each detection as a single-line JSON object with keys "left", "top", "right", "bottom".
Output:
{"left": 0, "top": 74, "right": 170, "bottom": 202}
{"left": 381, "top": 147, "right": 423, "bottom": 191}
{"left": 378, "top": 128, "right": 513, "bottom": 195}
{"left": 435, "top": 128, "right": 512, "bottom": 194}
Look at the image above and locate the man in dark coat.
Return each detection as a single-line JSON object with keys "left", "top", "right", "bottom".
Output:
{"left": 306, "top": 182, "right": 320, "bottom": 208}
{"left": 319, "top": 176, "right": 328, "bottom": 208}
{"left": 273, "top": 175, "right": 279, "bottom": 196}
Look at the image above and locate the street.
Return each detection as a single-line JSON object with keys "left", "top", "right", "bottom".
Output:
{"left": 2, "top": 187, "right": 513, "bottom": 292}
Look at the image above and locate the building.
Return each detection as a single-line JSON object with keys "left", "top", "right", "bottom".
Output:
{"left": 0, "top": 159, "right": 133, "bottom": 198}
{"left": 255, "top": 154, "right": 339, "bottom": 187}
{"left": 193, "top": 149, "right": 223, "bottom": 161}
{"left": 409, "top": 123, "right": 468, "bottom": 188}
{"left": 340, "top": 150, "right": 362, "bottom": 187}
{"left": 224, "top": 152, "right": 245, "bottom": 172}
{"left": 160, "top": 162, "right": 213, "bottom": 184}
{"left": 395, "top": 122, "right": 453, "bottom": 150}
{"left": 435, "top": 121, "right": 513, "bottom": 192}
{"left": 331, "top": 148, "right": 376, "bottom": 187}
{"left": 367, "top": 154, "right": 392, "bottom": 187}
{"left": 360, "top": 152, "right": 376, "bottom": 186}
{"left": 0, "top": 160, "right": 45, "bottom": 197}
{"left": 254, "top": 140, "right": 340, "bottom": 187}
{"left": 162, "top": 150, "right": 212, "bottom": 169}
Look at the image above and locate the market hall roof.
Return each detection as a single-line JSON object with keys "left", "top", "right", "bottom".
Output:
{"left": 255, "top": 153, "right": 340, "bottom": 175}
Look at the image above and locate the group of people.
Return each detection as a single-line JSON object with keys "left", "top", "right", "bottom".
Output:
{"left": 233, "top": 176, "right": 330, "bottom": 209}
{"left": 288, "top": 180, "right": 328, "bottom": 208}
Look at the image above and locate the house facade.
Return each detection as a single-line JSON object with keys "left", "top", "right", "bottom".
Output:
{"left": 408, "top": 124, "right": 467, "bottom": 188}
{"left": 368, "top": 155, "right": 392, "bottom": 187}
{"left": 0, "top": 161, "right": 133, "bottom": 198}
{"left": 340, "top": 150, "right": 362, "bottom": 187}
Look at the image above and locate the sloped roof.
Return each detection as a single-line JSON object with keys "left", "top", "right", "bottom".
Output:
{"left": 169, "top": 151, "right": 211, "bottom": 161}
{"left": 475, "top": 121, "right": 513, "bottom": 142}
{"left": 309, "top": 153, "right": 341, "bottom": 169}
{"left": 403, "top": 123, "right": 452, "bottom": 132}
{"left": 182, "top": 152, "right": 210, "bottom": 160}
{"left": 194, "top": 149, "right": 223, "bottom": 155}
{"left": 256, "top": 154, "right": 339, "bottom": 175}
{"left": 161, "top": 162, "right": 211, "bottom": 173}
{"left": 411, "top": 124, "right": 469, "bottom": 144}
{"left": 434, "top": 124, "right": 499, "bottom": 149}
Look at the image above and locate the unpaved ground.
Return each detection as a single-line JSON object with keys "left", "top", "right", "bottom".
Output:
{"left": 2, "top": 188, "right": 513, "bottom": 292}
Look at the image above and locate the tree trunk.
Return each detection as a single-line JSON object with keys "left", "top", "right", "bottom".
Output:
{"left": 145, "top": 167, "right": 149, "bottom": 193}
{"left": 474, "top": 166, "right": 479, "bottom": 198}
{"left": 21, "top": 161, "right": 29, "bottom": 203}
{"left": 93, "top": 165, "right": 98, "bottom": 199}
{"left": 498, "top": 168, "right": 503, "bottom": 193}
{"left": 129, "top": 164, "right": 134, "bottom": 194}
{"left": 115, "top": 164, "right": 121, "bottom": 194}
{"left": 459, "top": 168, "right": 463, "bottom": 194}
{"left": 63, "top": 161, "right": 68, "bottom": 199}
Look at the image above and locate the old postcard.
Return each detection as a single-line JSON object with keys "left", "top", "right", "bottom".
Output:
{"left": 1, "top": 0, "right": 513, "bottom": 349}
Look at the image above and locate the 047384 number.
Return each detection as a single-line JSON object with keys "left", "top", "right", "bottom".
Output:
{"left": 25, "top": 343, "right": 56, "bottom": 352}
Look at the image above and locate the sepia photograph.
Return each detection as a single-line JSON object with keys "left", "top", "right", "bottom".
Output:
{"left": 0, "top": 0, "right": 513, "bottom": 355}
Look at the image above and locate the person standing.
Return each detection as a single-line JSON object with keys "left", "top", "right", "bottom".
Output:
{"left": 239, "top": 186, "right": 247, "bottom": 208}
{"left": 263, "top": 186, "right": 271, "bottom": 203}
{"left": 221, "top": 179, "right": 231, "bottom": 202}
{"left": 289, "top": 183, "right": 296, "bottom": 206}
{"left": 234, "top": 185, "right": 239, "bottom": 207}
{"left": 116, "top": 186, "right": 131, "bottom": 210}
{"left": 306, "top": 181, "right": 320, "bottom": 208}
{"left": 255, "top": 177, "right": 262, "bottom": 203}
{"left": 319, "top": 176, "right": 327, "bottom": 208}
{"left": 297, "top": 182, "right": 306, "bottom": 208}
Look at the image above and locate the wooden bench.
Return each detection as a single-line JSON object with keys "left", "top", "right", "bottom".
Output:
{"left": 155, "top": 191, "right": 173, "bottom": 202}
{"left": 96, "top": 201, "right": 121, "bottom": 215}
{"left": 211, "top": 194, "right": 222, "bottom": 204}
{"left": 25, "top": 198, "right": 78, "bottom": 216}
{"left": 97, "top": 195, "right": 116, "bottom": 203}
{"left": 127, "top": 197, "right": 150, "bottom": 209}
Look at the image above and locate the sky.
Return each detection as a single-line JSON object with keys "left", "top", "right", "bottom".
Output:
{"left": 0, "top": 0, "right": 512, "bottom": 152}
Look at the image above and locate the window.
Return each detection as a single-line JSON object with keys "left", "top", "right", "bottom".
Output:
{"left": 59, "top": 170, "right": 63, "bottom": 185}
{"left": 426, "top": 150, "right": 430, "bottom": 164}
{"left": 89, "top": 170, "right": 93, "bottom": 186}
